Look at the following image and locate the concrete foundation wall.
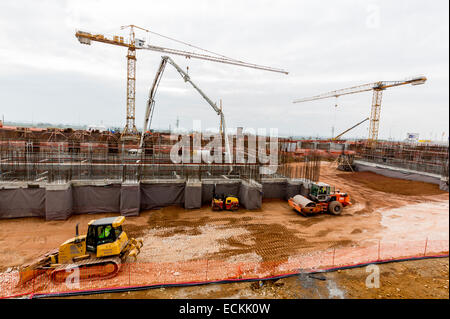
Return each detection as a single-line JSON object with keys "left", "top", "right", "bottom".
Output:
{"left": 0, "top": 178, "right": 306, "bottom": 220}
{"left": 184, "top": 180, "right": 202, "bottom": 209}
{"left": 72, "top": 185, "right": 121, "bottom": 214}
{"left": 285, "top": 179, "right": 303, "bottom": 201}
{"left": 440, "top": 179, "right": 449, "bottom": 192}
{"left": 0, "top": 187, "right": 45, "bottom": 218}
{"left": 120, "top": 184, "right": 140, "bottom": 217}
{"left": 262, "top": 181, "right": 286, "bottom": 199}
{"left": 200, "top": 181, "right": 241, "bottom": 205}
{"left": 354, "top": 161, "right": 442, "bottom": 185}
{"left": 140, "top": 182, "right": 185, "bottom": 210}
{"left": 4, "top": 161, "right": 443, "bottom": 220}
{"left": 201, "top": 183, "right": 215, "bottom": 205}
{"left": 239, "top": 181, "right": 262, "bottom": 210}
{"left": 45, "top": 185, "right": 72, "bottom": 220}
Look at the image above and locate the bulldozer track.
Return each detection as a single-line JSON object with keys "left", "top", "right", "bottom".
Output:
{"left": 50, "top": 256, "right": 122, "bottom": 283}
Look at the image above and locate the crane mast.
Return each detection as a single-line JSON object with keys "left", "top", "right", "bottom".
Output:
{"left": 293, "top": 76, "right": 427, "bottom": 144}
{"left": 124, "top": 26, "right": 138, "bottom": 138}
{"left": 140, "top": 56, "right": 232, "bottom": 164}
{"left": 75, "top": 26, "right": 288, "bottom": 140}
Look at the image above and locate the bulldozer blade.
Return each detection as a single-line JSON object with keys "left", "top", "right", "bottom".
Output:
{"left": 17, "top": 269, "right": 45, "bottom": 287}
{"left": 17, "top": 256, "right": 52, "bottom": 286}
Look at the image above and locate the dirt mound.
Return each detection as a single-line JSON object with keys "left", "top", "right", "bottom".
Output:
{"left": 337, "top": 171, "right": 446, "bottom": 196}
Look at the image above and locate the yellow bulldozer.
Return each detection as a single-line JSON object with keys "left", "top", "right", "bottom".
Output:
{"left": 18, "top": 216, "right": 143, "bottom": 285}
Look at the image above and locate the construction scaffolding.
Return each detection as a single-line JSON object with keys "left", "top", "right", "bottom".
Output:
{"left": 0, "top": 141, "right": 261, "bottom": 183}
{"left": 277, "top": 150, "right": 321, "bottom": 182}
{"left": 0, "top": 128, "right": 324, "bottom": 184}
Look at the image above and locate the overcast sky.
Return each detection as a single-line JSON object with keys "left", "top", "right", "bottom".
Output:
{"left": 0, "top": 0, "right": 448, "bottom": 140}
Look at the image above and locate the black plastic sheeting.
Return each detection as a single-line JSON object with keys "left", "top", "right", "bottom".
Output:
{"left": 120, "top": 185, "right": 140, "bottom": 216}
{"left": 201, "top": 182, "right": 240, "bottom": 205}
{"left": 239, "top": 182, "right": 262, "bottom": 209}
{"left": 0, "top": 188, "right": 45, "bottom": 218}
{"left": 299, "top": 184, "right": 311, "bottom": 197}
{"left": 72, "top": 185, "right": 121, "bottom": 214}
{"left": 262, "top": 181, "right": 286, "bottom": 199}
{"left": 184, "top": 184, "right": 202, "bottom": 209}
{"left": 285, "top": 182, "right": 302, "bottom": 201}
{"left": 0, "top": 179, "right": 299, "bottom": 220}
{"left": 215, "top": 183, "right": 240, "bottom": 198}
{"left": 201, "top": 183, "right": 215, "bottom": 205}
{"left": 140, "top": 183, "right": 185, "bottom": 210}
{"left": 45, "top": 187, "right": 72, "bottom": 221}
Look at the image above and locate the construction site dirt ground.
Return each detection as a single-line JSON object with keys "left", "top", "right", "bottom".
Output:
{"left": 63, "top": 257, "right": 449, "bottom": 299}
{"left": 0, "top": 162, "right": 448, "bottom": 298}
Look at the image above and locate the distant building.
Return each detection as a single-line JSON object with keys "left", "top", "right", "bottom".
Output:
{"left": 406, "top": 133, "right": 419, "bottom": 143}
{"left": 87, "top": 124, "right": 107, "bottom": 132}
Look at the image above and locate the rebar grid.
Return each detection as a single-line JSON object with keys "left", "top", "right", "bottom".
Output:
{"left": 352, "top": 141, "right": 449, "bottom": 176}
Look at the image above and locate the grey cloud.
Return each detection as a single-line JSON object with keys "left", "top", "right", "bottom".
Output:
{"left": 0, "top": 0, "right": 448, "bottom": 140}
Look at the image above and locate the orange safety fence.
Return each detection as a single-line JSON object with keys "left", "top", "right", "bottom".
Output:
{"left": 0, "top": 238, "right": 448, "bottom": 298}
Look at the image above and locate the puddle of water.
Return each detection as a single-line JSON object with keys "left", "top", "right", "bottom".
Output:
{"left": 379, "top": 200, "right": 449, "bottom": 242}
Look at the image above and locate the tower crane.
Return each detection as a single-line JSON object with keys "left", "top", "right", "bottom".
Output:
{"left": 293, "top": 76, "right": 427, "bottom": 143}
{"left": 140, "top": 56, "right": 232, "bottom": 163}
{"left": 75, "top": 25, "right": 288, "bottom": 140}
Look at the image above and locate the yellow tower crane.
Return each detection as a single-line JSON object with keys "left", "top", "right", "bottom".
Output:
{"left": 292, "top": 76, "right": 427, "bottom": 144}
{"left": 75, "top": 25, "right": 288, "bottom": 140}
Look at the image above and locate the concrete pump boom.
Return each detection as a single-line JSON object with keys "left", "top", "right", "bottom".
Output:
{"left": 332, "top": 117, "right": 369, "bottom": 141}
{"left": 140, "top": 56, "right": 232, "bottom": 164}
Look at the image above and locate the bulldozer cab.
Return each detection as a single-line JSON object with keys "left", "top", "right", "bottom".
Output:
{"left": 86, "top": 216, "right": 124, "bottom": 253}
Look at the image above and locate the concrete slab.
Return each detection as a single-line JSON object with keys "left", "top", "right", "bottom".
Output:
{"left": 354, "top": 160, "right": 442, "bottom": 185}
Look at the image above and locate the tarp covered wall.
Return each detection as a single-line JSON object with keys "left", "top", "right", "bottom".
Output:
{"left": 185, "top": 183, "right": 202, "bottom": 209}
{"left": 201, "top": 183, "right": 214, "bottom": 205}
{"left": 262, "top": 182, "right": 286, "bottom": 199}
{"left": 72, "top": 185, "right": 121, "bottom": 214}
{"left": 216, "top": 183, "right": 240, "bottom": 197}
{"left": 140, "top": 183, "right": 185, "bottom": 210}
{"left": 299, "top": 183, "right": 311, "bottom": 197}
{"left": 285, "top": 182, "right": 302, "bottom": 200}
{"left": 440, "top": 180, "right": 449, "bottom": 192}
{"left": 0, "top": 188, "right": 45, "bottom": 218}
{"left": 201, "top": 182, "right": 240, "bottom": 205}
{"left": 45, "top": 187, "right": 73, "bottom": 220}
{"left": 120, "top": 185, "right": 140, "bottom": 216}
{"left": 239, "top": 182, "right": 262, "bottom": 210}
{"left": 1, "top": 179, "right": 297, "bottom": 219}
